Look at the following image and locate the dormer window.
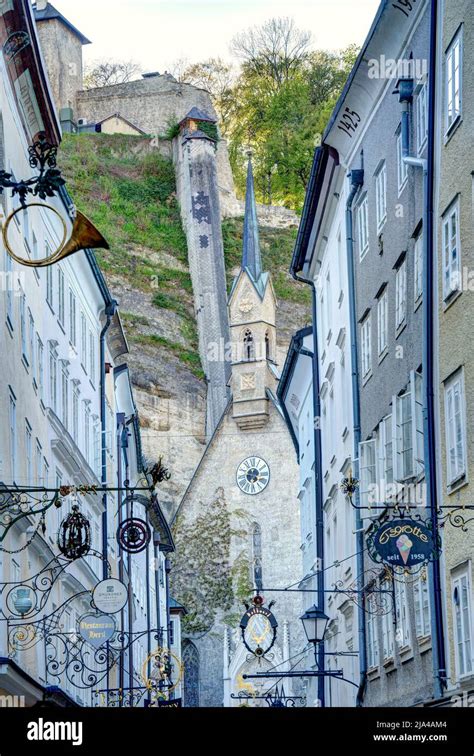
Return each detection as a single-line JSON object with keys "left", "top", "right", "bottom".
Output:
{"left": 243, "top": 329, "right": 254, "bottom": 361}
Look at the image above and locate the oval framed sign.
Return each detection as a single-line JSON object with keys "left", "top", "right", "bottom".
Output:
{"left": 368, "top": 518, "right": 438, "bottom": 569}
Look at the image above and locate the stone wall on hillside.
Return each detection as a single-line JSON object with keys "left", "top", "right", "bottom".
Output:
{"left": 76, "top": 73, "right": 238, "bottom": 214}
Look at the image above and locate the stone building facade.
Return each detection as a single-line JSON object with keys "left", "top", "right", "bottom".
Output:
{"left": 322, "top": 0, "right": 434, "bottom": 707}
{"left": 171, "top": 162, "right": 304, "bottom": 707}
{"left": 435, "top": 0, "right": 474, "bottom": 703}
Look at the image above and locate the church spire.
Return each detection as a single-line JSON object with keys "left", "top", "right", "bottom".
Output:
{"left": 241, "top": 154, "right": 262, "bottom": 281}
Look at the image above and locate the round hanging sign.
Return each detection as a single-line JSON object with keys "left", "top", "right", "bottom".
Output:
{"left": 78, "top": 613, "right": 117, "bottom": 649}
{"left": 368, "top": 518, "right": 437, "bottom": 569}
{"left": 92, "top": 578, "right": 128, "bottom": 614}
{"left": 117, "top": 517, "right": 151, "bottom": 554}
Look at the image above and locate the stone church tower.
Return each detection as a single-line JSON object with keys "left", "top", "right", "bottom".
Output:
{"left": 171, "top": 160, "right": 304, "bottom": 708}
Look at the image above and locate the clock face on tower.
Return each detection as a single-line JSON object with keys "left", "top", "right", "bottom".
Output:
{"left": 236, "top": 456, "right": 270, "bottom": 495}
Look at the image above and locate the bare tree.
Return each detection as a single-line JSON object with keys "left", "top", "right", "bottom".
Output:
{"left": 178, "top": 58, "right": 236, "bottom": 124}
{"left": 83, "top": 59, "right": 141, "bottom": 89}
{"left": 230, "top": 17, "right": 312, "bottom": 87}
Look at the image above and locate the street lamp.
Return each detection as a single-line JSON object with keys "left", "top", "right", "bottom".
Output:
{"left": 300, "top": 605, "right": 329, "bottom": 645}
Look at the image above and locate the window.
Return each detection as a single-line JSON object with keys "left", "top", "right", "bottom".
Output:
{"left": 169, "top": 619, "right": 175, "bottom": 646}
{"left": 35, "top": 440, "right": 42, "bottom": 484}
{"left": 445, "top": 370, "right": 466, "bottom": 485}
{"left": 25, "top": 421, "right": 32, "bottom": 485}
{"left": 93, "top": 417, "right": 101, "bottom": 476}
{"left": 72, "top": 383, "right": 80, "bottom": 443}
{"left": 325, "top": 272, "right": 332, "bottom": 340}
{"left": 60, "top": 362, "right": 69, "bottom": 429}
{"left": 9, "top": 391, "right": 16, "bottom": 483}
{"left": 414, "top": 572, "right": 430, "bottom": 638}
{"left": 69, "top": 289, "right": 76, "bottom": 346}
{"left": 416, "top": 82, "right": 428, "bottom": 153}
{"left": 43, "top": 458, "right": 49, "bottom": 487}
{"left": 361, "top": 313, "right": 372, "bottom": 378}
{"left": 81, "top": 313, "right": 87, "bottom": 369}
{"left": 58, "top": 267, "right": 65, "bottom": 325}
{"left": 20, "top": 292, "right": 27, "bottom": 360}
{"left": 89, "top": 330, "right": 96, "bottom": 385}
{"left": 359, "top": 439, "right": 376, "bottom": 509}
{"left": 446, "top": 30, "right": 462, "bottom": 132}
{"left": 5, "top": 250, "right": 13, "bottom": 325}
{"left": 375, "top": 163, "right": 387, "bottom": 231}
{"left": 29, "top": 313, "right": 35, "bottom": 382}
{"left": 442, "top": 199, "right": 461, "bottom": 299}
{"left": 46, "top": 264, "right": 53, "bottom": 308}
{"left": 381, "top": 580, "right": 394, "bottom": 659}
{"left": 380, "top": 415, "right": 394, "bottom": 486}
{"left": 37, "top": 336, "right": 44, "bottom": 401}
{"left": 243, "top": 329, "right": 254, "bottom": 361}
{"left": 397, "top": 128, "right": 408, "bottom": 192}
{"left": 394, "top": 372, "right": 423, "bottom": 481}
{"left": 414, "top": 232, "right": 423, "bottom": 303}
{"left": 357, "top": 195, "right": 369, "bottom": 260}
{"left": 252, "top": 522, "right": 263, "bottom": 590}
{"left": 452, "top": 567, "right": 472, "bottom": 678}
{"left": 395, "top": 578, "right": 410, "bottom": 648}
{"left": 396, "top": 391, "right": 413, "bottom": 480}
{"left": 265, "top": 331, "right": 271, "bottom": 360}
{"left": 84, "top": 401, "right": 91, "bottom": 463}
{"left": 49, "top": 343, "right": 58, "bottom": 412}
{"left": 32, "top": 232, "right": 38, "bottom": 261}
{"left": 377, "top": 289, "right": 388, "bottom": 356}
{"left": 395, "top": 259, "right": 407, "bottom": 329}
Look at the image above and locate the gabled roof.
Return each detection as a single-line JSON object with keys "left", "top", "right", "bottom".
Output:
{"left": 179, "top": 107, "right": 216, "bottom": 125}
{"left": 96, "top": 112, "right": 147, "bottom": 135}
{"left": 169, "top": 597, "right": 187, "bottom": 615}
{"left": 33, "top": 2, "right": 91, "bottom": 45}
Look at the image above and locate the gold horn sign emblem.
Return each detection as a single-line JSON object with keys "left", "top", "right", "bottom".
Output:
{"left": 2, "top": 202, "right": 110, "bottom": 268}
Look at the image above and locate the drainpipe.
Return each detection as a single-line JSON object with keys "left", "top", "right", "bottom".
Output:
{"left": 291, "top": 271, "right": 325, "bottom": 708}
{"left": 397, "top": 3, "right": 446, "bottom": 697}
{"left": 100, "top": 299, "right": 117, "bottom": 579}
{"left": 116, "top": 412, "right": 126, "bottom": 706}
{"left": 345, "top": 168, "right": 367, "bottom": 706}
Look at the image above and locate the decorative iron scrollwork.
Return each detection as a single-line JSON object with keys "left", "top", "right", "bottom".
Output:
{"left": 0, "top": 132, "right": 65, "bottom": 207}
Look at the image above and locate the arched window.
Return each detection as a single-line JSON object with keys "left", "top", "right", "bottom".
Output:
{"left": 243, "top": 329, "right": 254, "bottom": 361}
{"left": 265, "top": 331, "right": 271, "bottom": 360}
{"left": 183, "top": 641, "right": 200, "bottom": 707}
{"left": 252, "top": 522, "right": 263, "bottom": 590}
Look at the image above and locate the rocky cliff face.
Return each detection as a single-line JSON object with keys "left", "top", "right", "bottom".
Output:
{"left": 60, "top": 133, "right": 310, "bottom": 517}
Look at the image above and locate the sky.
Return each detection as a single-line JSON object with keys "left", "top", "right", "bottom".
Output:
{"left": 50, "top": 0, "right": 380, "bottom": 73}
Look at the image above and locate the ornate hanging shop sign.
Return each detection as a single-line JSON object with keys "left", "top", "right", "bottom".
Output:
{"left": 0, "top": 131, "right": 109, "bottom": 267}
{"left": 240, "top": 596, "right": 277, "bottom": 659}
{"left": 367, "top": 518, "right": 439, "bottom": 569}
{"left": 57, "top": 505, "right": 91, "bottom": 559}
{"left": 142, "top": 647, "right": 184, "bottom": 701}
{"left": 78, "top": 613, "right": 117, "bottom": 649}
{"left": 92, "top": 579, "right": 128, "bottom": 615}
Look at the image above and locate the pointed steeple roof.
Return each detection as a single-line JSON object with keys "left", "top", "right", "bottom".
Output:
{"left": 242, "top": 155, "right": 263, "bottom": 282}
{"left": 229, "top": 154, "right": 269, "bottom": 301}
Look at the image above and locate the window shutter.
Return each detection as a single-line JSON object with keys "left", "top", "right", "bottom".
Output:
{"left": 411, "top": 371, "right": 424, "bottom": 476}
{"left": 393, "top": 394, "right": 401, "bottom": 481}
{"left": 359, "top": 439, "right": 376, "bottom": 509}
